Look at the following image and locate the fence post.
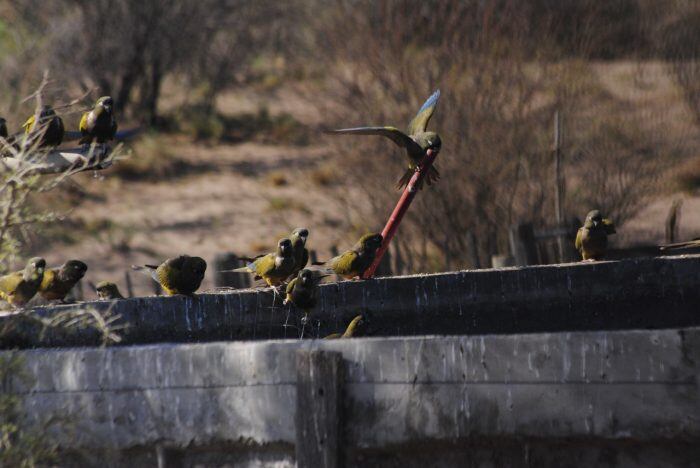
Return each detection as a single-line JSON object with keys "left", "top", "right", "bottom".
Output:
{"left": 295, "top": 350, "right": 344, "bottom": 468}
{"left": 509, "top": 223, "right": 538, "bottom": 266}
{"left": 553, "top": 110, "right": 567, "bottom": 262}
{"left": 213, "top": 253, "right": 252, "bottom": 289}
{"left": 124, "top": 270, "right": 134, "bottom": 298}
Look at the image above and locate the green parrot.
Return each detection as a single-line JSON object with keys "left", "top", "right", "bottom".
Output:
{"left": 324, "top": 315, "right": 364, "bottom": 339}
{"left": 94, "top": 281, "right": 125, "bottom": 300}
{"left": 0, "top": 257, "right": 46, "bottom": 307}
{"left": 289, "top": 227, "right": 309, "bottom": 278}
{"left": 225, "top": 238, "right": 295, "bottom": 287}
{"left": 21, "top": 105, "right": 65, "bottom": 148}
{"left": 79, "top": 96, "right": 118, "bottom": 144}
{"left": 314, "top": 233, "right": 383, "bottom": 279}
{"left": 325, "top": 89, "right": 442, "bottom": 189}
{"left": 132, "top": 255, "right": 207, "bottom": 295}
{"left": 284, "top": 268, "right": 328, "bottom": 314}
{"left": 575, "top": 210, "right": 616, "bottom": 261}
{"left": 38, "top": 260, "right": 88, "bottom": 302}
{"left": 0, "top": 117, "right": 7, "bottom": 139}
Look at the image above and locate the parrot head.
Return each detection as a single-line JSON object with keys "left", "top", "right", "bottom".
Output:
{"left": 95, "top": 281, "right": 122, "bottom": 299}
{"left": 415, "top": 131, "right": 441, "bottom": 154}
{"left": 356, "top": 233, "right": 383, "bottom": 252}
{"left": 96, "top": 96, "right": 114, "bottom": 114}
{"left": 584, "top": 210, "right": 604, "bottom": 229}
{"left": 277, "top": 238, "right": 293, "bottom": 257}
{"left": 290, "top": 227, "right": 309, "bottom": 246}
{"left": 58, "top": 260, "right": 88, "bottom": 282}
{"left": 298, "top": 268, "right": 315, "bottom": 286}
{"left": 24, "top": 257, "right": 46, "bottom": 282}
{"left": 185, "top": 256, "right": 207, "bottom": 277}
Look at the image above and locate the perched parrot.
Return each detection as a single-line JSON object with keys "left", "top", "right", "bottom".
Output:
{"left": 284, "top": 268, "right": 328, "bottom": 317}
{"left": 289, "top": 227, "right": 309, "bottom": 278}
{"left": 39, "top": 260, "right": 88, "bottom": 302}
{"left": 0, "top": 257, "right": 46, "bottom": 307}
{"left": 21, "top": 105, "right": 65, "bottom": 148}
{"left": 224, "top": 238, "right": 295, "bottom": 287}
{"left": 325, "top": 89, "right": 442, "bottom": 189}
{"left": 132, "top": 255, "right": 207, "bottom": 295}
{"left": 575, "top": 210, "right": 616, "bottom": 261}
{"left": 324, "top": 315, "right": 364, "bottom": 339}
{"left": 94, "top": 281, "right": 125, "bottom": 300}
{"left": 314, "top": 233, "right": 383, "bottom": 279}
{"left": 79, "top": 96, "right": 118, "bottom": 144}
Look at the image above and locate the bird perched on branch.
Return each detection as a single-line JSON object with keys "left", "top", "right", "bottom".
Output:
{"left": 38, "top": 260, "right": 88, "bottom": 302}
{"left": 94, "top": 281, "right": 124, "bottom": 300}
{"left": 0, "top": 257, "right": 46, "bottom": 307}
{"left": 21, "top": 105, "right": 65, "bottom": 148}
{"left": 325, "top": 89, "right": 442, "bottom": 189}
{"left": 314, "top": 233, "right": 383, "bottom": 279}
{"left": 133, "top": 255, "right": 207, "bottom": 295}
{"left": 284, "top": 269, "right": 327, "bottom": 316}
{"left": 79, "top": 96, "right": 118, "bottom": 144}
{"left": 575, "top": 210, "right": 616, "bottom": 261}
{"left": 324, "top": 315, "right": 364, "bottom": 339}
{"left": 223, "top": 238, "right": 295, "bottom": 288}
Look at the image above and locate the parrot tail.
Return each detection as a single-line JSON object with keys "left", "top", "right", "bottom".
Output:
{"left": 396, "top": 165, "right": 440, "bottom": 190}
{"left": 219, "top": 267, "right": 253, "bottom": 273}
{"left": 132, "top": 265, "right": 159, "bottom": 283}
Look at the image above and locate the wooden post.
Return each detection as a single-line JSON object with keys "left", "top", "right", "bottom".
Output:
{"left": 213, "top": 253, "right": 252, "bottom": 289}
{"left": 509, "top": 223, "right": 538, "bottom": 266}
{"left": 553, "top": 111, "right": 567, "bottom": 262}
{"left": 124, "top": 270, "right": 134, "bottom": 298}
{"left": 295, "top": 350, "right": 344, "bottom": 468}
{"left": 465, "top": 230, "right": 480, "bottom": 269}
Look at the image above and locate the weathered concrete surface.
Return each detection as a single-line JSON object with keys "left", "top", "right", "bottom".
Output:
{"left": 3, "top": 254, "right": 700, "bottom": 348}
{"left": 5, "top": 327, "right": 700, "bottom": 466}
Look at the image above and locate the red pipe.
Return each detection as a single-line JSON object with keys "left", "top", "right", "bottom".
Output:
{"left": 361, "top": 149, "right": 439, "bottom": 279}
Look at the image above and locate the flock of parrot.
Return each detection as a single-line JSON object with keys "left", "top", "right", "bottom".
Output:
{"left": 0, "top": 89, "right": 697, "bottom": 338}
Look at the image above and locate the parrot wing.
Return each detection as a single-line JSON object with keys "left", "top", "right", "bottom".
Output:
{"left": 22, "top": 115, "right": 35, "bottom": 133}
{"left": 407, "top": 89, "right": 441, "bottom": 135}
{"left": 285, "top": 277, "right": 298, "bottom": 295}
{"left": 325, "top": 126, "right": 420, "bottom": 151}
{"left": 329, "top": 250, "right": 359, "bottom": 276}
{"left": 0, "top": 272, "right": 23, "bottom": 298}
{"left": 79, "top": 112, "right": 89, "bottom": 134}
{"left": 602, "top": 218, "right": 616, "bottom": 234}
{"left": 39, "top": 269, "right": 57, "bottom": 292}
{"left": 252, "top": 254, "right": 277, "bottom": 278}
{"left": 575, "top": 228, "right": 584, "bottom": 252}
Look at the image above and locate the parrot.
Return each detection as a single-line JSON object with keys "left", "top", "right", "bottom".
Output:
{"left": 132, "top": 255, "right": 207, "bottom": 295}
{"left": 314, "top": 233, "right": 383, "bottom": 279}
{"left": 575, "top": 210, "right": 616, "bottom": 261}
{"left": 0, "top": 257, "right": 46, "bottom": 307}
{"left": 94, "top": 281, "right": 125, "bottom": 300}
{"left": 325, "top": 89, "right": 442, "bottom": 189}
{"left": 21, "top": 105, "right": 65, "bottom": 148}
{"left": 324, "top": 315, "right": 364, "bottom": 339}
{"left": 223, "top": 238, "right": 295, "bottom": 287}
{"left": 289, "top": 227, "right": 309, "bottom": 278}
{"left": 38, "top": 259, "right": 88, "bottom": 302}
{"left": 284, "top": 268, "right": 328, "bottom": 315}
{"left": 79, "top": 96, "right": 118, "bottom": 144}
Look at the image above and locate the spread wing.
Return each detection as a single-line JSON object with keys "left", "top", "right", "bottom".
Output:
{"left": 407, "top": 89, "right": 440, "bottom": 135}
{"left": 575, "top": 228, "right": 583, "bottom": 251}
{"left": 329, "top": 250, "right": 359, "bottom": 276}
{"left": 325, "top": 126, "right": 419, "bottom": 151}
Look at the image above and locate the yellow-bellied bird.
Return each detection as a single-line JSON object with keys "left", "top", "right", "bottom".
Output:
{"left": 315, "top": 233, "right": 383, "bottom": 279}
{"left": 575, "top": 210, "right": 616, "bottom": 261}
{"left": 325, "top": 90, "right": 441, "bottom": 189}
{"left": 225, "top": 238, "right": 295, "bottom": 287}
{"left": 324, "top": 315, "right": 364, "bottom": 339}
{"left": 284, "top": 268, "right": 327, "bottom": 315}
{"left": 95, "top": 281, "right": 125, "bottom": 300}
{"left": 79, "top": 96, "right": 117, "bottom": 144}
{"left": 133, "top": 255, "right": 207, "bottom": 295}
{"left": 22, "top": 105, "right": 65, "bottom": 148}
{"left": 0, "top": 257, "right": 46, "bottom": 307}
{"left": 39, "top": 260, "right": 88, "bottom": 301}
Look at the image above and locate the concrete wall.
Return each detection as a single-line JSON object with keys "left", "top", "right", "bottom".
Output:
{"left": 3, "top": 254, "right": 700, "bottom": 348}
{"left": 6, "top": 327, "right": 700, "bottom": 467}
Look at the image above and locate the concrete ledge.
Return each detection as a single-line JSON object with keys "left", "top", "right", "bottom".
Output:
{"left": 2, "top": 254, "right": 700, "bottom": 348}
{"left": 5, "top": 327, "right": 700, "bottom": 466}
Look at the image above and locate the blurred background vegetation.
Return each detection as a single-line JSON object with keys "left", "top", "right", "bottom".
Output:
{"left": 0, "top": 0, "right": 699, "bottom": 284}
